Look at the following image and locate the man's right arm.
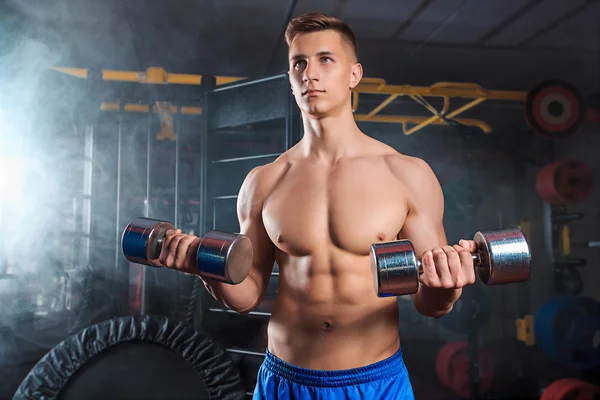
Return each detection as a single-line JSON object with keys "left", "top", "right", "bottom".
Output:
{"left": 202, "top": 165, "right": 276, "bottom": 314}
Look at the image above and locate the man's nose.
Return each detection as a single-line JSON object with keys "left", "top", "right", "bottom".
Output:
{"left": 303, "top": 60, "right": 319, "bottom": 82}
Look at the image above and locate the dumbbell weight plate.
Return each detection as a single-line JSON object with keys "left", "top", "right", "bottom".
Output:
{"left": 370, "top": 240, "right": 419, "bottom": 297}
{"left": 122, "top": 217, "right": 175, "bottom": 267}
{"left": 474, "top": 228, "right": 532, "bottom": 286}
{"left": 197, "top": 231, "right": 253, "bottom": 284}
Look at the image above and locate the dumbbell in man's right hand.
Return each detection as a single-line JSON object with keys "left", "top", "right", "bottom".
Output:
{"left": 122, "top": 217, "right": 254, "bottom": 284}
{"left": 155, "top": 229, "right": 203, "bottom": 275}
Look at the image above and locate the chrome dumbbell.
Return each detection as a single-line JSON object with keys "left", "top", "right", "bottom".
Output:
{"left": 122, "top": 217, "right": 253, "bottom": 284}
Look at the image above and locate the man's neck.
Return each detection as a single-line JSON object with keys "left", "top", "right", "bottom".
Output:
{"left": 299, "top": 106, "right": 364, "bottom": 165}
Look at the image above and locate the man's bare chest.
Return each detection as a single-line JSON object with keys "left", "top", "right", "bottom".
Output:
{"left": 262, "top": 164, "right": 408, "bottom": 257}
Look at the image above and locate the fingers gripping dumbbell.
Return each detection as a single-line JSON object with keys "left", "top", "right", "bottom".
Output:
{"left": 370, "top": 228, "right": 532, "bottom": 297}
{"left": 121, "top": 217, "right": 253, "bottom": 284}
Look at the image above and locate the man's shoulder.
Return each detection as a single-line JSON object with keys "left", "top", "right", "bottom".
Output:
{"left": 248, "top": 153, "right": 290, "bottom": 180}
{"left": 378, "top": 152, "right": 444, "bottom": 213}
{"left": 363, "top": 136, "right": 431, "bottom": 170}
{"left": 382, "top": 152, "right": 435, "bottom": 181}
{"left": 239, "top": 155, "right": 291, "bottom": 198}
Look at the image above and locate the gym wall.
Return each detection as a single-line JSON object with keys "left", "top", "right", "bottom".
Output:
{"left": 1, "top": 1, "right": 599, "bottom": 400}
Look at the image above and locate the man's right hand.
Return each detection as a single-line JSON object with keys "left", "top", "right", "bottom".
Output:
{"left": 156, "top": 229, "right": 203, "bottom": 274}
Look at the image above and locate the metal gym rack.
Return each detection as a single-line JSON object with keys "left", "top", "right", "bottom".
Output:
{"left": 199, "top": 74, "right": 301, "bottom": 396}
{"left": 51, "top": 65, "right": 536, "bottom": 397}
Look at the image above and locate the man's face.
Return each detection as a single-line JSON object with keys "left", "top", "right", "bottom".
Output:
{"left": 288, "top": 30, "right": 362, "bottom": 117}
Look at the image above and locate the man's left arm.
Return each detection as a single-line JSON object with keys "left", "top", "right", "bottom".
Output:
{"left": 390, "top": 156, "right": 477, "bottom": 318}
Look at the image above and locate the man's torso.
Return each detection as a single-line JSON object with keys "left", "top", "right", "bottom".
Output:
{"left": 257, "top": 137, "right": 416, "bottom": 370}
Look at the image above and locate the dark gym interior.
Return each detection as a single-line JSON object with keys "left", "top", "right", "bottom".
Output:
{"left": 1, "top": 1, "right": 599, "bottom": 399}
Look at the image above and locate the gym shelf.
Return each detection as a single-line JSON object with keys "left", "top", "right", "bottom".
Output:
{"left": 212, "top": 153, "right": 283, "bottom": 164}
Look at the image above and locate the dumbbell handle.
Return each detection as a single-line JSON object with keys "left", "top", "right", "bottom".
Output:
{"left": 416, "top": 253, "right": 482, "bottom": 274}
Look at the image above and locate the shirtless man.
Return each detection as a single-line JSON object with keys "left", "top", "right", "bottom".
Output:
{"left": 158, "top": 12, "right": 478, "bottom": 399}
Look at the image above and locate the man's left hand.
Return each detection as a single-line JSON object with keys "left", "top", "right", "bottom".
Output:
{"left": 419, "top": 240, "right": 478, "bottom": 289}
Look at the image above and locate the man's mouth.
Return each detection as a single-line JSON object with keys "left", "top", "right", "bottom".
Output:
{"left": 303, "top": 89, "right": 324, "bottom": 96}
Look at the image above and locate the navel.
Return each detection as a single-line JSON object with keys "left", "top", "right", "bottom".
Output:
{"left": 377, "top": 232, "right": 387, "bottom": 241}
{"left": 321, "top": 321, "right": 333, "bottom": 331}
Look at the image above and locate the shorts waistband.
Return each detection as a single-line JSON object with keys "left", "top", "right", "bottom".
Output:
{"left": 262, "top": 348, "right": 405, "bottom": 387}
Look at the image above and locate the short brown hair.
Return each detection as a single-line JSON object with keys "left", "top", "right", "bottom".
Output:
{"left": 285, "top": 12, "right": 359, "bottom": 62}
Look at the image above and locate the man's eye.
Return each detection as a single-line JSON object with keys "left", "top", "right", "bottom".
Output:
{"left": 294, "top": 60, "right": 306, "bottom": 69}
{"left": 321, "top": 57, "right": 332, "bottom": 63}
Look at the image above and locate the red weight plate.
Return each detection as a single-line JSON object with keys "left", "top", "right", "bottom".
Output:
{"left": 532, "top": 86, "right": 580, "bottom": 133}
{"left": 541, "top": 378, "right": 600, "bottom": 400}
{"left": 435, "top": 341, "right": 494, "bottom": 398}
{"left": 525, "top": 80, "right": 586, "bottom": 139}
{"left": 536, "top": 160, "right": 594, "bottom": 205}
{"left": 436, "top": 341, "right": 465, "bottom": 387}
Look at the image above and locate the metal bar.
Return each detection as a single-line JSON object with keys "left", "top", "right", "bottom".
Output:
{"left": 141, "top": 112, "right": 152, "bottom": 316}
{"left": 211, "top": 73, "right": 287, "bottom": 92}
{"left": 54, "top": 63, "right": 528, "bottom": 102}
{"left": 212, "top": 153, "right": 282, "bottom": 164}
{"left": 212, "top": 198, "right": 216, "bottom": 230}
{"left": 145, "top": 115, "right": 152, "bottom": 217}
{"left": 52, "top": 66, "right": 239, "bottom": 86}
{"left": 199, "top": 94, "right": 208, "bottom": 234}
{"left": 443, "top": 97, "right": 487, "bottom": 118}
{"left": 213, "top": 195, "right": 238, "bottom": 200}
{"left": 409, "top": 94, "right": 437, "bottom": 114}
{"left": 226, "top": 348, "right": 266, "bottom": 357}
{"left": 519, "top": 1, "right": 595, "bottom": 47}
{"left": 475, "top": 0, "right": 542, "bottom": 45}
{"left": 216, "top": 76, "right": 246, "bottom": 86}
{"left": 464, "top": 128, "right": 480, "bottom": 398}
{"left": 174, "top": 114, "right": 180, "bottom": 227}
{"left": 50, "top": 66, "right": 203, "bottom": 85}
{"left": 101, "top": 102, "right": 202, "bottom": 115}
{"left": 391, "top": 0, "right": 432, "bottom": 40}
{"left": 80, "top": 125, "right": 94, "bottom": 268}
{"left": 404, "top": 97, "right": 487, "bottom": 135}
{"left": 367, "top": 94, "right": 400, "bottom": 117}
{"left": 114, "top": 117, "right": 122, "bottom": 271}
{"left": 285, "top": 83, "right": 294, "bottom": 149}
{"left": 208, "top": 308, "right": 272, "bottom": 316}
{"left": 353, "top": 80, "right": 527, "bottom": 101}
{"left": 353, "top": 114, "right": 491, "bottom": 133}
{"left": 409, "top": 94, "right": 450, "bottom": 116}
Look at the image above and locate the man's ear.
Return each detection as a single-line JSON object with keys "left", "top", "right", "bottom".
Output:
{"left": 349, "top": 63, "right": 363, "bottom": 89}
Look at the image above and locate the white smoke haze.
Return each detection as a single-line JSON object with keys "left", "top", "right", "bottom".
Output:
{"left": 0, "top": 3, "right": 142, "bottom": 356}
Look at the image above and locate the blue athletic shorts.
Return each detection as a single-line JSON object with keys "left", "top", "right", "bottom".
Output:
{"left": 252, "top": 347, "right": 415, "bottom": 399}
